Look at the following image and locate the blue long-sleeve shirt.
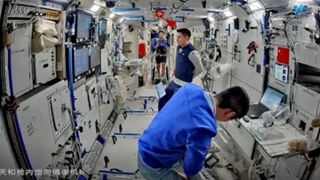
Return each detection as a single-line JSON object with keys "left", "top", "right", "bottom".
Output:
{"left": 138, "top": 84, "right": 217, "bottom": 177}
{"left": 151, "top": 38, "right": 169, "bottom": 52}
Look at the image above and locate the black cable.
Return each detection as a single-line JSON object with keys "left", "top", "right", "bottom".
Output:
{"left": 149, "top": 2, "right": 153, "bottom": 11}
{"left": 248, "top": 54, "right": 256, "bottom": 67}
{"left": 283, "top": 16, "right": 296, "bottom": 57}
{"left": 306, "top": 158, "right": 317, "bottom": 180}
{"left": 110, "top": 168, "right": 123, "bottom": 172}
{"left": 170, "top": 0, "right": 189, "bottom": 15}
{"left": 215, "top": 48, "right": 222, "bottom": 62}
{"left": 262, "top": 11, "right": 271, "bottom": 92}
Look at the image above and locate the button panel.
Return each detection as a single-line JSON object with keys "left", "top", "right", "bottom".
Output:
{"left": 9, "top": 4, "right": 60, "bottom": 21}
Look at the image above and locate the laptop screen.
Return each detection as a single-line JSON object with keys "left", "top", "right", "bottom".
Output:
{"left": 260, "top": 87, "right": 284, "bottom": 110}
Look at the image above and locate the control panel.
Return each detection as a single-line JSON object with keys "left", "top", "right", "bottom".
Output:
{"left": 9, "top": 4, "right": 60, "bottom": 21}
{"left": 47, "top": 86, "right": 73, "bottom": 143}
{"left": 33, "top": 47, "right": 57, "bottom": 85}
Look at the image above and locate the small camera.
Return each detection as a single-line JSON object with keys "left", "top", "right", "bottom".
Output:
{"left": 106, "top": 1, "right": 116, "bottom": 8}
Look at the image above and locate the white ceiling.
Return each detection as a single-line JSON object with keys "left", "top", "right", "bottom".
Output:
{"left": 104, "top": 0, "right": 229, "bottom": 20}
{"left": 115, "top": 0, "right": 228, "bottom": 9}
{"left": 84, "top": 0, "right": 291, "bottom": 25}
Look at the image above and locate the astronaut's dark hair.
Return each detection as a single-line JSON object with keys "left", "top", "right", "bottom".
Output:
{"left": 177, "top": 28, "right": 191, "bottom": 38}
{"left": 216, "top": 86, "right": 250, "bottom": 118}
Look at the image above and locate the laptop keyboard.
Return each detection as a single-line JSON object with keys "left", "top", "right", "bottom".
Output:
{"left": 248, "top": 104, "right": 268, "bottom": 118}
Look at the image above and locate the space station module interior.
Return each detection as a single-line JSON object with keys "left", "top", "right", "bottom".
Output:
{"left": 1, "top": 0, "right": 320, "bottom": 180}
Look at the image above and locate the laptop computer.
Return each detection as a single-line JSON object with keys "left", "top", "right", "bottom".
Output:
{"left": 247, "top": 86, "right": 284, "bottom": 119}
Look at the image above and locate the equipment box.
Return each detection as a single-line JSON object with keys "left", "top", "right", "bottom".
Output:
{"left": 293, "top": 83, "right": 320, "bottom": 117}
{"left": 295, "top": 44, "right": 320, "bottom": 69}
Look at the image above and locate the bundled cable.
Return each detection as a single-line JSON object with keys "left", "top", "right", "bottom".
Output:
{"left": 3, "top": 96, "right": 18, "bottom": 112}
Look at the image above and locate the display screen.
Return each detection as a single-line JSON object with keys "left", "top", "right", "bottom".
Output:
{"left": 74, "top": 47, "right": 89, "bottom": 77}
{"left": 260, "top": 87, "right": 284, "bottom": 110}
{"left": 99, "top": 19, "right": 107, "bottom": 35}
{"left": 90, "top": 45, "right": 101, "bottom": 68}
{"left": 275, "top": 63, "right": 289, "bottom": 83}
{"left": 76, "top": 11, "right": 92, "bottom": 40}
{"left": 156, "top": 82, "right": 166, "bottom": 98}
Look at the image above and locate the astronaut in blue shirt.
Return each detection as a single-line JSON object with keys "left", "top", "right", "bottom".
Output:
{"left": 158, "top": 28, "right": 203, "bottom": 111}
{"left": 138, "top": 84, "right": 250, "bottom": 180}
{"left": 151, "top": 31, "right": 170, "bottom": 80}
